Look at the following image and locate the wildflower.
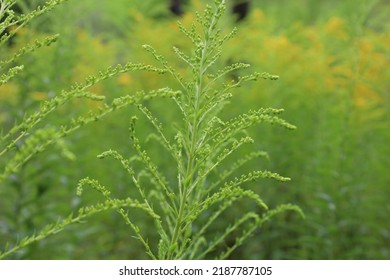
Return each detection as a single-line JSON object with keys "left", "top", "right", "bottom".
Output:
{"left": 31, "top": 91, "right": 47, "bottom": 101}
{"left": 324, "top": 17, "right": 348, "bottom": 40}
{"left": 117, "top": 73, "right": 133, "bottom": 86}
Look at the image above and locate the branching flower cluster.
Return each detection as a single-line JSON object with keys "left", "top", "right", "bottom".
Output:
{"left": 0, "top": 0, "right": 303, "bottom": 259}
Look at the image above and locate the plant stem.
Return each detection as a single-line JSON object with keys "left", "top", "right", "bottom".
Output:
{"left": 166, "top": 2, "right": 221, "bottom": 259}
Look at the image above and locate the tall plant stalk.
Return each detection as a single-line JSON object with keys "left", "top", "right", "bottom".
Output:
{"left": 0, "top": 0, "right": 303, "bottom": 260}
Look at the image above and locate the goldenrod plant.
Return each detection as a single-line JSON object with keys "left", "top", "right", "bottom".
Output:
{"left": 0, "top": 0, "right": 302, "bottom": 259}
{"left": 0, "top": 0, "right": 171, "bottom": 258}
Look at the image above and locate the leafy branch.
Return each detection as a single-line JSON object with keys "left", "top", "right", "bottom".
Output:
{"left": 0, "top": 0, "right": 303, "bottom": 260}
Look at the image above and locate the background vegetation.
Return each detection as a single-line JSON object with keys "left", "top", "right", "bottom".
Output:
{"left": 1, "top": 0, "right": 389, "bottom": 259}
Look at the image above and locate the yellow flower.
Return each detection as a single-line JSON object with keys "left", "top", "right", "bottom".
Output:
{"left": 117, "top": 73, "right": 133, "bottom": 86}
{"left": 251, "top": 9, "right": 266, "bottom": 23}
{"left": 358, "top": 38, "right": 373, "bottom": 54}
{"left": 324, "top": 17, "right": 348, "bottom": 40}
{"left": 31, "top": 91, "right": 47, "bottom": 101}
{"left": 267, "top": 35, "right": 290, "bottom": 50}
{"left": 353, "top": 81, "right": 381, "bottom": 109}
{"left": 0, "top": 83, "right": 19, "bottom": 103}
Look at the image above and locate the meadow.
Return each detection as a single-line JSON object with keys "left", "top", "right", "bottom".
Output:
{"left": 0, "top": 0, "right": 389, "bottom": 259}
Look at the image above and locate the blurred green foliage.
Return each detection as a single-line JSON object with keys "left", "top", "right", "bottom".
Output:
{"left": 1, "top": 0, "right": 389, "bottom": 259}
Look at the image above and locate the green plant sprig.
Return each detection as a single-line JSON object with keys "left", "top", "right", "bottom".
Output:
{"left": 72, "top": 0, "right": 302, "bottom": 260}
{"left": 0, "top": 62, "right": 166, "bottom": 145}
{"left": 0, "top": 87, "right": 178, "bottom": 183}
{"left": 0, "top": 0, "right": 175, "bottom": 258}
{"left": 0, "top": 0, "right": 69, "bottom": 48}
{"left": 0, "top": 65, "right": 167, "bottom": 170}
{"left": 0, "top": 64, "right": 23, "bottom": 85}
{"left": 1, "top": 0, "right": 303, "bottom": 259}
{"left": 0, "top": 34, "right": 59, "bottom": 67}
{"left": 0, "top": 196, "right": 152, "bottom": 260}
